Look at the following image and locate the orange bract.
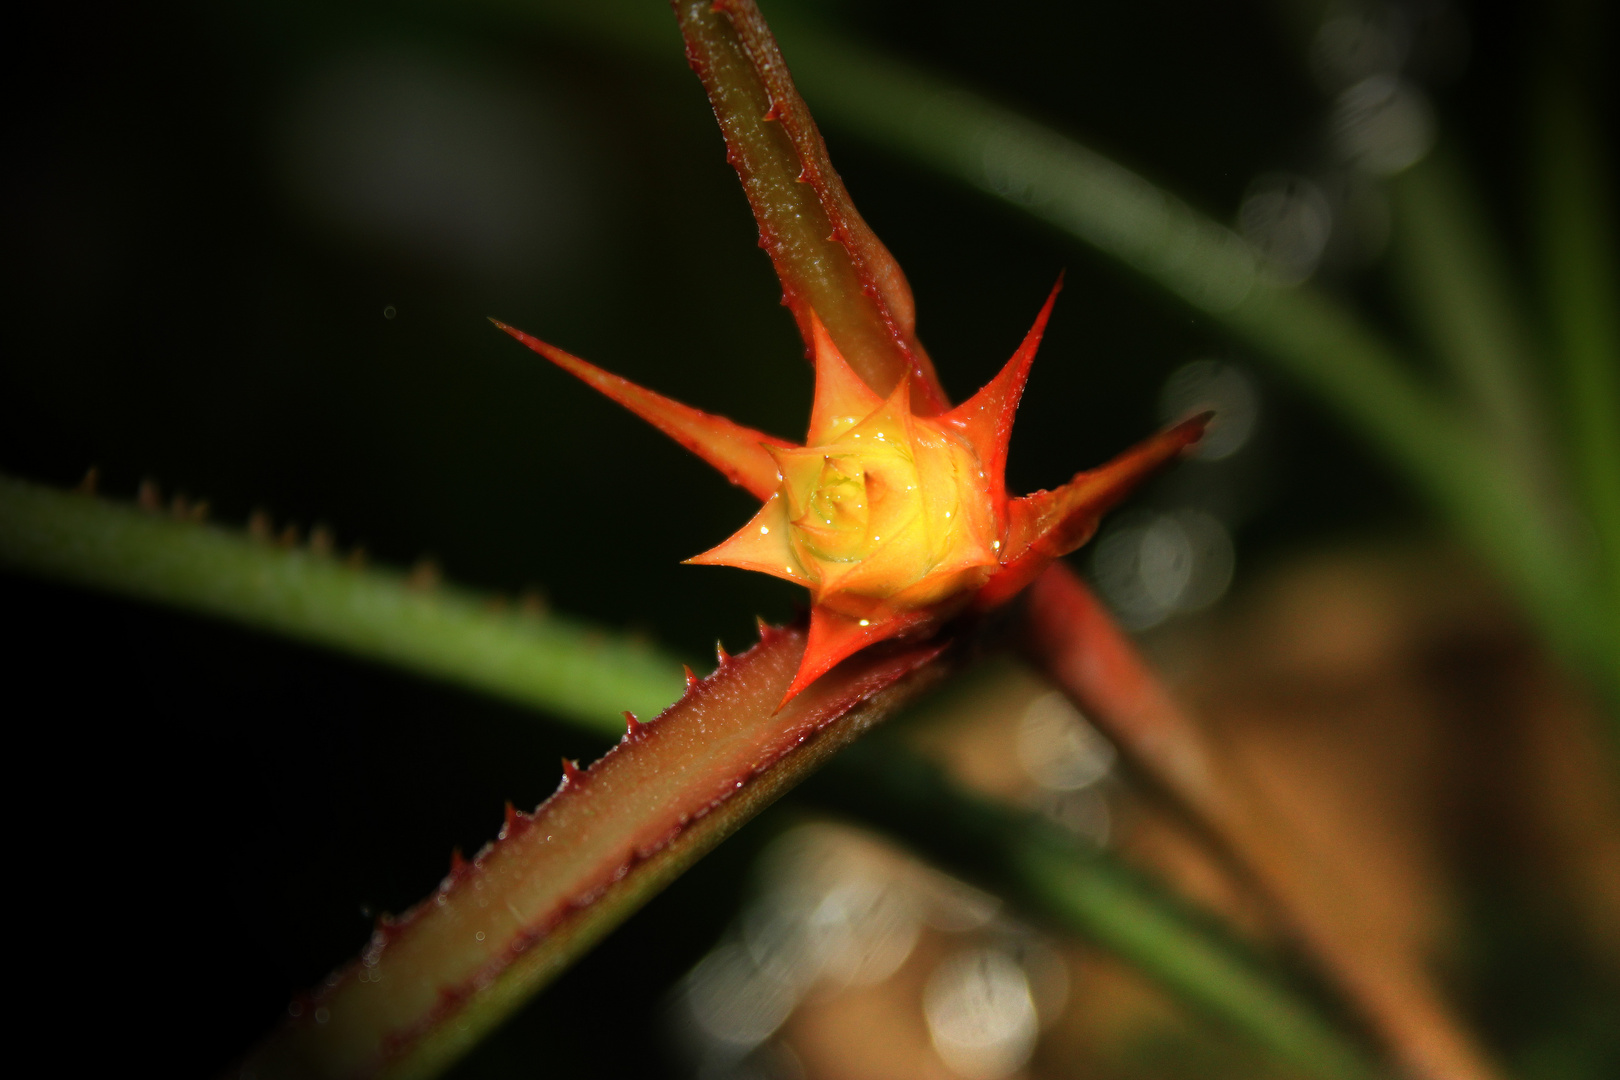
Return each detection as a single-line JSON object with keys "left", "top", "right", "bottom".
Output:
{"left": 495, "top": 278, "right": 1207, "bottom": 705}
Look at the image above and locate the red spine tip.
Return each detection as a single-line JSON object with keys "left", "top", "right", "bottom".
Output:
{"left": 682, "top": 664, "right": 699, "bottom": 691}
{"left": 715, "top": 641, "right": 731, "bottom": 665}
{"left": 501, "top": 801, "right": 520, "bottom": 839}
{"left": 374, "top": 912, "right": 403, "bottom": 944}
{"left": 449, "top": 847, "right": 468, "bottom": 875}
{"left": 561, "top": 757, "right": 582, "bottom": 783}
{"left": 623, "top": 711, "right": 645, "bottom": 739}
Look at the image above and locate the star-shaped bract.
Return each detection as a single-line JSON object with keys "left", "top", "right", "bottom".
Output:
{"left": 494, "top": 278, "right": 1206, "bottom": 705}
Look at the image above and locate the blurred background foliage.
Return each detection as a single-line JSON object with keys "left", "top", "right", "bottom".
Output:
{"left": 1, "top": 0, "right": 1615, "bottom": 1077}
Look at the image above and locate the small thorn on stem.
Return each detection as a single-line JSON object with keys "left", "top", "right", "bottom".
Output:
{"left": 449, "top": 848, "right": 468, "bottom": 876}
{"left": 623, "top": 711, "right": 646, "bottom": 739}
{"left": 170, "top": 492, "right": 209, "bottom": 522}
{"left": 407, "top": 557, "right": 442, "bottom": 591}
{"left": 683, "top": 664, "right": 699, "bottom": 691}
{"left": 561, "top": 758, "right": 582, "bottom": 783}
{"left": 716, "top": 641, "right": 731, "bottom": 665}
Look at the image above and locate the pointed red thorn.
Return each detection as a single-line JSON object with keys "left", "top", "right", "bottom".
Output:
{"left": 976, "top": 411, "right": 1212, "bottom": 609}
{"left": 778, "top": 605, "right": 936, "bottom": 707}
{"left": 449, "top": 848, "right": 468, "bottom": 876}
{"left": 716, "top": 641, "right": 731, "bottom": 665}
{"left": 491, "top": 319, "right": 795, "bottom": 501}
{"left": 374, "top": 911, "right": 402, "bottom": 944}
{"left": 623, "top": 711, "right": 646, "bottom": 739}
{"left": 501, "top": 801, "right": 520, "bottom": 839}
{"left": 943, "top": 274, "right": 1064, "bottom": 522}
{"left": 561, "top": 758, "right": 583, "bottom": 784}
{"left": 683, "top": 664, "right": 700, "bottom": 691}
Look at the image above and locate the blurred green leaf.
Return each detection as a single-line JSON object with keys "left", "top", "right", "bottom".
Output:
{"left": 0, "top": 473, "right": 1379, "bottom": 1079}
{"left": 1390, "top": 148, "right": 1554, "bottom": 490}
{"left": 1533, "top": 70, "right": 1620, "bottom": 668}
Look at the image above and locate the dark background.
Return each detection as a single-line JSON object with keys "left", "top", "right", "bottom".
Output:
{"left": 0, "top": 0, "right": 1598, "bottom": 1075}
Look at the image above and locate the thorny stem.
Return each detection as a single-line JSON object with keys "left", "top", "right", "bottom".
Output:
{"left": 0, "top": 475, "right": 1378, "bottom": 1079}
{"left": 1022, "top": 564, "right": 1504, "bottom": 1080}
{"left": 243, "top": 621, "right": 955, "bottom": 1079}
{"left": 670, "top": 0, "right": 948, "bottom": 411}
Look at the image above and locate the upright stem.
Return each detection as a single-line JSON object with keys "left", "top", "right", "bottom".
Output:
{"left": 671, "top": 0, "right": 948, "bottom": 410}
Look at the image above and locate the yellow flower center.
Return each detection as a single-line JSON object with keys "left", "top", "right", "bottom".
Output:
{"left": 770, "top": 396, "right": 998, "bottom": 613}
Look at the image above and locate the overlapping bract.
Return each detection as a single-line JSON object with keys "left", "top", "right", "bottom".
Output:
{"left": 495, "top": 279, "right": 1205, "bottom": 704}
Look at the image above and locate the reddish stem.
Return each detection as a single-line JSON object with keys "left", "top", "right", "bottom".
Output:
{"left": 672, "top": 0, "right": 949, "bottom": 411}
{"left": 240, "top": 622, "right": 955, "bottom": 1079}
{"left": 1021, "top": 563, "right": 1504, "bottom": 1080}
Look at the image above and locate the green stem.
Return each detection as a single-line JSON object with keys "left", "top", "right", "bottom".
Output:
{"left": 0, "top": 473, "right": 682, "bottom": 735}
{"left": 0, "top": 474, "right": 1378, "bottom": 1078}
{"left": 812, "top": 741, "right": 1379, "bottom": 1080}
